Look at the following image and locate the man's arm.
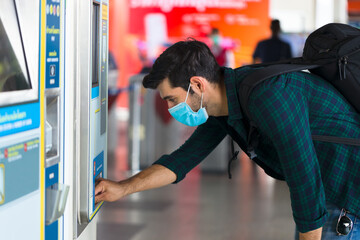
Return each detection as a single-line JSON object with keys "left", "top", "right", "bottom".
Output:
{"left": 94, "top": 164, "right": 176, "bottom": 204}
{"left": 299, "top": 228, "right": 322, "bottom": 240}
{"left": 95, "top": 117, "right": 227, "bottom": 204}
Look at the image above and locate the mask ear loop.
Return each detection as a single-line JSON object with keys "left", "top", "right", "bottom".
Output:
{"left": 186, "top": 83, "right": 204, "bottom": 109}
{"left": 185, "top": 83, "right": 191, "bottom": 103}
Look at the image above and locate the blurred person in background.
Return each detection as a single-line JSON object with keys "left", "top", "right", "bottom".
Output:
{"left": 253, "top": 19, "right": 292, "bottom": 63}
{"left": 95, "top": 39, "right": 360, "bottom": 240}
{"left": 209, "top": 28, "right": 235, "bottom": 67}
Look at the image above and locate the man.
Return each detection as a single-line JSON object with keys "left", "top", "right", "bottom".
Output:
{"left": 95, "top": 40, "right": 360, "bottom": 239}
{"left": 253, "top": 19, "right": 292, "bottom": 63}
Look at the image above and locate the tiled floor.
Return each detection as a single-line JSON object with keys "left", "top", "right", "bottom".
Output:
{"left": 98, "top": 114, "right": 295, "bottom": 240}
{"left": 97, "top": 154, "right": 295, "bottom": 240}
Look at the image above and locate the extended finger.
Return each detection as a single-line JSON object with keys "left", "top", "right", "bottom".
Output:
{"left": 95, "top": 182, "right": 105, "bottom": 195}
{"left": 95, "top": 194, "right": 103, "bottom": 204}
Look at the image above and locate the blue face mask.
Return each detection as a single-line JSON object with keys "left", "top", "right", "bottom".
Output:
{"left": 212, "top": 35, "right": 221, "bottom": 45}
{"left": 168, "top": 84, "right": 209, "bottom": 127}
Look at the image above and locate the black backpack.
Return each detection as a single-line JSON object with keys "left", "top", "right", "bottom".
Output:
{"left": 238, "top": 23, "right": 360, "bottom": 165}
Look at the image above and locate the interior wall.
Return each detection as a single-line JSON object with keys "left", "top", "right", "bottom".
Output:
{"left": 270, "top": 0, "right": 315, "bottom": 32}
{"left": 269, "top": 0, "right": 347, "bottom": 33}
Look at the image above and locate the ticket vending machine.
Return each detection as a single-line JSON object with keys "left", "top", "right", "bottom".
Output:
{"left": 0, "top": 0, "right": 69, "bottom": 239}
{"left": 64, "top": 0, "right": 108, "bottom": 238}
{"left": 0, "top": 0, "right": 108, "bottom": 239}
{"left": 0, "top": 0, "right": 41, "bottom": 239}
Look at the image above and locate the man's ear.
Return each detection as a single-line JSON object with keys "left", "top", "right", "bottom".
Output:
{"left": 189, "top": 76, "right": 206, "bottom": 94}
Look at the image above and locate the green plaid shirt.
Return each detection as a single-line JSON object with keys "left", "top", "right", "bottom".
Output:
{"left": 154, "top": 66, "right": 360, "bottom": 233}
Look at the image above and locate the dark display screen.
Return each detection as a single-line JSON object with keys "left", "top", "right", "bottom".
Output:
{"left": 0, "top": 17, "right": 31, "bottom": 93}
{"left": 92, "top": 3, "right": 100, "bottom": 86}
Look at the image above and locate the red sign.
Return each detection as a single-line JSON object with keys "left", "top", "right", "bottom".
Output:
{"left": 128, "top": 0, "right": 269, "bottom": 65}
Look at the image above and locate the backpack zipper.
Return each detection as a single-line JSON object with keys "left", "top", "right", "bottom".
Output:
{"left": 338, "top": 56, "right": 348, "bottom": 81}
{"left": 338, "top": 47, "right": 360, "bottom": 81}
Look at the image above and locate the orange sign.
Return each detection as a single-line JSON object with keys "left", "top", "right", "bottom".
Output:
{"left": 109, "top": 0, "right": 270, "bottom": 107}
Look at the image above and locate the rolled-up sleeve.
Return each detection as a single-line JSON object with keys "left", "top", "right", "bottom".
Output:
{"left": 154, "top": 117, "right": 227, "bottom": 183}
{"left": 249, "top": 78, "right": 328, "bottom": 233}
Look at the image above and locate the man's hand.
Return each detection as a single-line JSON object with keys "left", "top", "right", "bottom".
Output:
{"left": 95, "top": 178, "right": 131, "bottom": 204}
{"left": 299, "top": 227, "right": 322, "bottom": 240}
{"left": 94, "top": 164, "right": 176, "bottom": 205}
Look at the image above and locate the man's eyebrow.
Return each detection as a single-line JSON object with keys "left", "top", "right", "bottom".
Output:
{"left": 163, "top": 96, "right": 174, "bottom": 100}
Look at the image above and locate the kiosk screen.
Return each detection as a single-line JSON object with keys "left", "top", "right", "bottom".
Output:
{"left": 0, "top": 13, "right": 30, "bottom": 93}
{"left": 92, "top": 3, "right": 100, "bottom": 87}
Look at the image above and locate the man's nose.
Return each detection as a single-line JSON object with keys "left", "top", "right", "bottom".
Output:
{"left": 167, "top": 102, "right": 175, "bottom": 109}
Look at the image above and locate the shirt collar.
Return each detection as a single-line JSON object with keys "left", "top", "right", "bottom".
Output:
{"left": 223, "top": 67, "right": 248, "bottom": 121}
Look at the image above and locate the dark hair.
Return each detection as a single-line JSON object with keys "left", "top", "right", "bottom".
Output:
{"left": 211, "top": 28, "right": 220, "bottom": 35}
{"left": 270, "top": 19, "right": 281, "bottom": 36}
{"left": 142, "top": 39, "right": 221, "bottom": 91}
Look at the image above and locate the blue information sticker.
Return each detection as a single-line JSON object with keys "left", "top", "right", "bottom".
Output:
{"left": 0, "top": 137, "right": 39, "bottom": 206}
{"left": 45, "top": 0, "right": 61, "bottom": 88}
{"left": 92, "top": 151, "right": 104, "bottom": 212}
{"left": 0, "top": 103, "right": 40, "bottom": 137}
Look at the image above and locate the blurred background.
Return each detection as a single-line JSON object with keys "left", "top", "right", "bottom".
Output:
{"left": 101, "top": 0, "right": 360, "bottom": 239}
{"left": 107, "top": 0, "right": 360, "bottom": 177}
{"left": 1, "top": 1, "right": 360, "bottom": 239}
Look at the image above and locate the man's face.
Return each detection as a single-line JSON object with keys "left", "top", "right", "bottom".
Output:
{"left": 157, "top": 78, "right": 201, "bottom": 111}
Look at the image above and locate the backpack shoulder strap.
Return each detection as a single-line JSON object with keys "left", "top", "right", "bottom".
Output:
{"left": 239, "top": 64, "right": 318, "bottom": 120}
